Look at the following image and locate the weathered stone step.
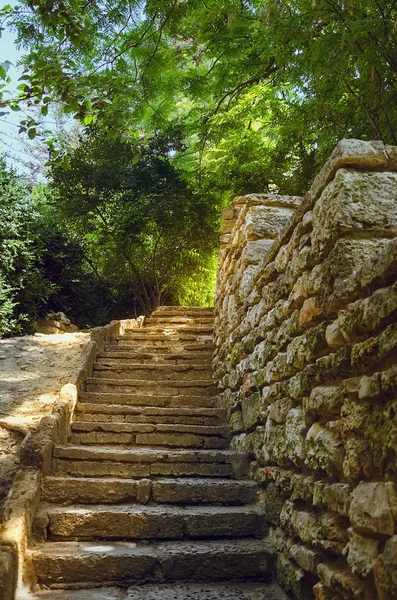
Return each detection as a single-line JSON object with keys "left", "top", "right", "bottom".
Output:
{"left": 78, "top": 392, "right": 216, "bottom": 408}
{"left": 137, "top": 326, "right": 214, "bottom": 335}
{"left": 142, "top": 320, "right": 213, "bottom": 327}
{"left": 74, "top": 403, "right": 224, "bottom": 426}
{"left": 92, "top": 363, "right": 212, "bottom": 381}
{"left": 43, "top": 476, "right": 257, "bottom": 505}
{"left": 35, "top": 503, "right": 264, "bottom": 541}
{"left": 28, "top": 538, "right": 270, "bottom": 586}
{"left": 32, "top": 582, "right": 288, "bottom": 600}
{"left": 105, "top": 342, "right": 214, "bottom": 353}
{"left": 52, "top": 446, "right": 248, "bottom": 479}
{"left": 96, "top": 351, "right": 212, "bottom": 365}
{"left": 69, "top": 421, "right": 229, "bottom": 448}
{"left": 154, "top": 306, "right": 214, "bottom": 314}
{"left": 85, "top": 378, "right": 216, "bottom": 396}
{"left": 144, "top": 315, "right": 213, "bottom": 324}
{"left": 117, "top": 332, "right": 213, "bottom": 343}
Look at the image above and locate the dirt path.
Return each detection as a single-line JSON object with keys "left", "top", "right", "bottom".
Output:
{"left": 0, "top": 332, "right": 90, "bottom": 516}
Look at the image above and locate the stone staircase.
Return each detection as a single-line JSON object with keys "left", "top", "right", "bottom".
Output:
{"left": 27, "top": 307, "right": 286, "bottom": 599}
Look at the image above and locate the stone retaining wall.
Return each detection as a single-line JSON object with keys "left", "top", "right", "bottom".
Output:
{"left": 213, "top": 139, "right": 397, "bottom": 600}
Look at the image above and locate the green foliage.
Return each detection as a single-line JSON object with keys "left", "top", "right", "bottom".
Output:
{"left": 49, "top": 129, "right": 220, "bottom": 315}
{"left": 2, "top": 0, "right": 396, "bottom": 192}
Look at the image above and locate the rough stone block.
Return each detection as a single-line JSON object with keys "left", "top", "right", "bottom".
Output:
{"left": 312, "top": 169, "right": 397, "bottom": 257}
{"left": 346, "top": 528, "right": 378, "bottom": 577}
{"left": 242, "top": 239, "right": 274, "bottom": 264}
{"left": 305, "top": 423, "right": 344, "bottom": 475}
{"left": 312, "top": 482, "right": 351, "bottom": 516}
{"left": 241, "top": 392, "right": 266, "bottom": 430}
{"left": 276, "top": 554, "right": 315, "bottom": 600}
{"left": 245, "top": 205, "right": 294, "bottom": 240}
{"left": 350, "top": 482, "right": 394, "bottom": 536}
{"left": 374, "top": 535, "right": 397, "bottom": 600}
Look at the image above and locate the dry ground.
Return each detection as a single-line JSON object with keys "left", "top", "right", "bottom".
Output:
{"left": 0, "top": 332, "right": 90, "bottom": 517}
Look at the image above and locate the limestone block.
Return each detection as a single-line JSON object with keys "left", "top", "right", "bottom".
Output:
{"left": 290, "top": 474, "right": 315, "bottom": 502}
{"left": 234, "top": 192, "right": 302, "bottom": 209}
{"left": 238, "top": 265, "right": 258, "bottom": 300}
{"left": 280, "top": 501, "right": 317, "bottom": 545}
{"left": 313, "top": 482, "right": 352, "bottom": 516}
{"left": 268, "top": 397, "right": 293, "bottom": 424}
{"left": 338, "top": 282, "right": 397, "bottom": 343}
{"left": 286, "top": 334, "right": 308, "bottom": 370}
{"left": 242, "top": 239, "right": 274, "bottom": 264}
{"left": 285, "top": 408, "right": 307, "bottom": 466}
{"left": 262, "top": 419, "right": 288, "bottom": 466}
{"left": 308, "top": 139, "right": 389, "bottom": 207}
{"left": 276, "top": 554, "right": 313, "bottom": 600}
{"left": 350, "top": 482, "right": 394, "bottom": 536}
{"left": 305, "top": 386, "right": 344, "bottom": 417}
{"left": 342, "top": 434, "right": 374, "bottom": 480}
{"left": 317, "top": 560, "right": 372, "bottom": 600}
{"left": 260, "top": 482, "right": 286, "bottom": 526}
{"left": 229, "top": 410, "right": 245, "bottom": 433}
{"left": 289, "top": 543, "right": 324, "bottom": 574}
{"left": 221, "top": 219, "right": 235, "bottom": 235}
{"left": 374, "top": 535, "right": 397, "bottom": 600}
{"left": 331, "top": 238, "right": 390, "bottom": 294}
{"left": 299, "top": 297, "right": 322, "bottom": 328}
{"left": 305, "top": 423, "right": 344, "bottom": 475}
{"left": 222, "top": 206, "right": 235, "bottom": 220}
{"left": 325, "top": 321, "right": 346, "bottom": 349}
{"left": 346, "top": 528, "right": 378, "bottom": 577}
{"left": 312, "top": 169, "right": 397, "bottom": 257}
{"left": 245, "top": 205, "right": 295, "bottom": 241}
{"left": 241, "top": 392, "right": 266, "bottom": 430}
{"left": 229, "top": 432, "right": 253, "bottom": 456}
{"left": 265, "top": 352, "right": 295, "bottom": 385}
{"left": 268, "top": 525, "right": 291, "bottom": 553}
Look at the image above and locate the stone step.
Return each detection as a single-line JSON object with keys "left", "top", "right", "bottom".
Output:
{"left": 69, "top": 421, "right": 229, "bottom": 448}
{"left": 144, "top": 313, "right": 214, "bottom": 329}
{"left": 137, "top": 326, "right": 214, "bottom": 335}
{"left": 154, "top": 306, "right": 214, "bottom": 314}
{"left": 96, "top": 351, "right": 212, "bottom": 365}
{"left": 32, "top": 582, "right": 287, "bottom": 600}
{"left": 117, "top": 332, "right": 213, "bottom": 343}
{"left": 85, "top": 378, "right": 217, "bottom": 396}
{"left": 28, "top": 538, "right": 270, "bottom": 586}
{"left": 34, "top": 503, "right": 264, "bottom": 541}
{"left": 144, "top": 315, "right": 214, "bottom": 324}
{"left": 74, "top": 403, "right": 225, "bottom": 426}
{"left": 105, "top": 342, "right": 214, "bottom": 353}
{"left": 52, "top": 446, "right": 248, "bottom": 479}
{"left": 42, "top": 476, "right": 257, "bottom": 505}
{"left": 92, "top": 363, "right": 212, "bottom": 381}
{"left": 78, "top": 392, "right": 216, "bottom": 408}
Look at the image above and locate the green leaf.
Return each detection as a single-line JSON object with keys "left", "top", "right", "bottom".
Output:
{"left": 27, "top": 128, "right": 37, "bottom": 139}
{"left": 83, "top": 114, "right": 94, "bottom": 125}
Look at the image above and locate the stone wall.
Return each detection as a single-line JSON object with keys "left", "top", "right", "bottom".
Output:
{"left": 213, "top": 139, "right": 397, "bottom": 600}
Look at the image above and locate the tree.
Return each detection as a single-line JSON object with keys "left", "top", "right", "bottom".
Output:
{"left": 2, "top": 0, "right": 396, "bottom": 196}
{"left": 0, "top": 156, "right": 51, "bottom": 334}
{"left": 49, "top": 129, "right": 219, "bottom": 315}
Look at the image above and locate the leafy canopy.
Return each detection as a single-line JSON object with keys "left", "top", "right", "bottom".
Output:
{"left": 1, "top": 0, "right": 396, "bottom": 195}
